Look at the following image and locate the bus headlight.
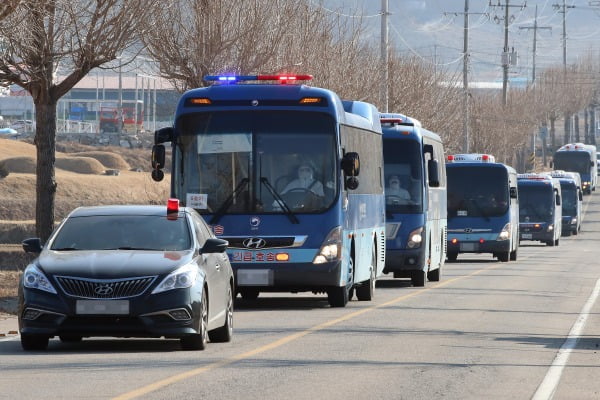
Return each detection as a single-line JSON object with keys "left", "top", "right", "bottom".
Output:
{"left": 313, "top": 226, "right": 342, "bottom": 264}
{"left": 571, "top": 217, "right": 577, "bottom": 225}
{"left": 497, "top": 223, "right": 511, "bottom": 241}
{"left": 407, "top": 227, "right": 423, "bottom": 249}
{"left": 546, "top": 224, "right": 554, "bottom": 232}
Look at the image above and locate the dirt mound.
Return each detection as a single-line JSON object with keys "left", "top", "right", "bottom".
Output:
{"left": 71, "top": 151, "right": 131, "bottom": 170}
{"left": 55, "top": 157, "right": 106, "bottom": 174}
{"left": 0, "top": 157, "right": 37, "bottom": 173}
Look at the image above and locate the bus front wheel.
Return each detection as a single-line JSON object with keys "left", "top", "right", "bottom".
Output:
{"left": 497, "top": 251, "right": 510, "bottom": 262}
{"left": 328, "top": 286, "right": 349, "bottom": 307}
{"left": 411, "top": 270, "right": 426, "bottom": 287}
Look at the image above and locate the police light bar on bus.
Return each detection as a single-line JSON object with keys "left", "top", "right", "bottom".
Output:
{"left": 203, "top": 74, "right": 313, "bottom": 84}
{"left": 559, "top": 143, "right": 586, "bottom": 151}
{"left": 517, "top": 173, "right": 552, "bottom": 181}
{"left": 446, "top": 153, "right": 496, "bottom": 163}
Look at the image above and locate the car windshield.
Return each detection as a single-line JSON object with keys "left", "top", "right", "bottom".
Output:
{"left": 51, "top": 215, "right": 192, "bottom": 251}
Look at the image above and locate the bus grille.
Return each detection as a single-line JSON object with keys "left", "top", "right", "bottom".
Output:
{"left": 56, "top": 276, "right": 157, "bottom": 299}
{"left": 221, "top": 236, "right": 298, "bottom": 249}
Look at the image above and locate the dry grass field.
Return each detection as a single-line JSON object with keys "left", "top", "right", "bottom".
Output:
{"left": 0, "top": 138, "right": 171, "bottom": 313}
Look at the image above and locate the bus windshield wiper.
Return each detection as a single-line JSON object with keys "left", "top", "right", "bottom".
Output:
{"left": 210, "top": 178, "right": 249, "bottom": 224}
{"left": 260, "top": 177, "right": 299, "bottom": 224}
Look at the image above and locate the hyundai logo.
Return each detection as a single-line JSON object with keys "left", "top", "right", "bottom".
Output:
{"left": 94, "top": 284, "right": 114, "bottom": 295}
{"left": 243, "top": 238, "right": 266, "bottom": 249}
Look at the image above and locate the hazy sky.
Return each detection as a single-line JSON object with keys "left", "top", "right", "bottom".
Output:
{"left": 321, "top": 0, "right": 600, "bottom": 82}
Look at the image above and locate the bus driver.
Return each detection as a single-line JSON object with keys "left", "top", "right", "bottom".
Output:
{"left": 281, "top": 162, "right": 325, "bottom": 196}
{"left": 386, "top": 175, "right": 410, "bottom": 201}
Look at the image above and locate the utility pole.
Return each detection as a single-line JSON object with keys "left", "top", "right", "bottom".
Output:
{"left": 490, "top": 0, "right": 526, "bottom": 106}
{"left": 518, "top": 5, "right": 551, "bottom": 85}
{"left": 443, "top": 1, "right": 487, "bottom": 153}
{"left": 380, "top": 0, "right": 389, "bottom": 112}
{"left": 553, "top": 0, "right": 575, "bottom": 70}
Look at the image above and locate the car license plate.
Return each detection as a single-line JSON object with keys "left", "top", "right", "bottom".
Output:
{"left": 521, "top": 233, "right": 533, "bottom": 239}
{"left": 76, "top": 300, "right": 129, "bottom": 315}
{"left": 460, "top": 243, "right": 477, "bottom": 251}
{"left": 237, "top": 269, "right": 271, "bottom": 286}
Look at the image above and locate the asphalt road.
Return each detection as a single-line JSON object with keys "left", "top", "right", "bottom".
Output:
{"left": 1, "top": 195, "right": 600, "bottom": 400}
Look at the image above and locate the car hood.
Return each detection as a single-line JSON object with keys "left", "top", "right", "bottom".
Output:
{"left": 36, "top": 250, "right": 196, "bottom": 278}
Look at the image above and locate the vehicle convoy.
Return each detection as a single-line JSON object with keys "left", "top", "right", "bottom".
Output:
{"left": 150, "top": 74, "right": 386, "bottom": 307}
{"left": 517, "top": 173, "right": 562, "bottom": 246}
{"left": 553, "top": 143, "right": 597, "bottom": 194}
{"left": 549, "top": 170, "right": 583, "bottom": 236}
{"left": 19, "top": 201, "right": 233, "bottom": 351}
{"left": 446, "top": 154, "right": 519, "bottom": 262}
{"left": 380, "top": 113, "right": 446, "bottom": 287}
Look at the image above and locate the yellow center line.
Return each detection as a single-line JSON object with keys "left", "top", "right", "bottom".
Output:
{"left": 112, "top": 260, "right": 510, "bottom": 400}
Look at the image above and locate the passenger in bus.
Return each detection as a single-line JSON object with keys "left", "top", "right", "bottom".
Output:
{"left": 281, "top": 162, "right": 325, "bottom": 196}
{"left": 386, "top": 175, "right": 410, "bottom": 202}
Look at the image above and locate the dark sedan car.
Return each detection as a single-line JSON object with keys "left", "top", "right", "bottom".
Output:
{"left": 19, "top": 200, "right": 234, "bottom": 351}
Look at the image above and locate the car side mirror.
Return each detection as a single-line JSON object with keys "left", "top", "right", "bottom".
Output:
{"left": 510, "top": 187, "right": 518, "bottom": 198}
{"left": 201, "top": 238, "right": 228, "bottom": 254}
{"left": 22, "top": 238, "right": 43, "bottom": 254}
{"left": 428, "top": 159, "right": 440, "bottom": 187}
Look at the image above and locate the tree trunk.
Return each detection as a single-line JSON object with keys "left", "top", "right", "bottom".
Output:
{"left": 550, "top": 116, "right": 556, "bottom": 151}
{"left": 591, "top": 107, "right": 597, "bottom": 146}
{"left": 584, "top": 109, "right": 590, "bottom": 144}
{"left": 574, "top": 113, "right": 580, "bottom": 143}
{"left": 563, "top": 112, "right": 570, "bottom": 144}
{"left": 34, "top": 101, "right": 57, "bottom": 242}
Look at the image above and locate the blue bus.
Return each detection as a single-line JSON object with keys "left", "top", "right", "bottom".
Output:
{"left": 380, "top": 113, "right": 446, "bottom": 286}
{"left": 446, "top": 154, "right": 519, "bottom": 262}
{"left": 549, "top": 170, "right": 582, "bottom": 236}
{"left": 517, "top": 173, "right": 562, "bottom": 246}
{"left": 150, "top": 74, "right": 386, "bottom": 307}
{"left": 553, "top": 143, "right": 597, "bottom": 194}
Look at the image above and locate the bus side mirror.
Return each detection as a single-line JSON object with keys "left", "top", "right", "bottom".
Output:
{"left": 556, "top": 194, "right": 561, "bottom": 206}
{"left": 428, "top": 159, "right": 440, "bottom": 187}
{"left": 579, "top": 190, "right": 583, "bottom": 201}
{"left": 510, "top": 187, "right": 518, "bottom": 198}
{"left": 151, "top": 144, "right": 165, "bottom": 182}
{"left": 342, "top": 152, "right": 360, "bottom": 176}
{"left": 591, "top": 161, "right": 595, "bottom": 167}
{"left": 549, "top": 161, "right": 553, "bottom": 168}
{"left": 155, "top": 127, "right": 174, "bottom": 144}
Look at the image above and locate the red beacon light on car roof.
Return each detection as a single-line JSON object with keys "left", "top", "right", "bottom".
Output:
{"left": 204, "top": 74, "right": 313, "bottom": 84}
{"left": 167, "top": 198, "right": 180, "bottom": 220}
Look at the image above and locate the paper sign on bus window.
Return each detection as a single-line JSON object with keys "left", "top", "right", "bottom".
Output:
{"left": 187, "top": 193, "right": 208, "bottom": 209}
{"left": 197, "top": 133, "right": 252, "bottom": 154}
{"left": 457, "top": 210, "right": 468, "bottom": 216}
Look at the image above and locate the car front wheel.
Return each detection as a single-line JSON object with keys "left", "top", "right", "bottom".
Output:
{"left": 181, "top": 290, "right": 208, "bottom": 351}
{"left": 21, "top": 333, "right": 49, "bottom": 351}
{"left": 209, "top": 285, "right": 233, "bottom": 343}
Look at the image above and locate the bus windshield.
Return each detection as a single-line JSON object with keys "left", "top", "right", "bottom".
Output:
{"left": 554, "top": 152, "right": 591, "bottom": 176}
{"left": 447, "top": 166, "right": 509, "bottom": 218}
{"left": 176, "top": 111, "right": 337, "bottom": 214}
{"left": 518, "top": 185, "right": 554, "bottom": 222}
{"left": 560, "top": 183, "right": 578, "bottom": 215}
{"left": 383, "top": 140, "right": 423, "bottom": 213}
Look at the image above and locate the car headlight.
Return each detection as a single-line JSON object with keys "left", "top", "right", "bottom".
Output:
{"left": 152, "top": 264, "right": 198, "bottom": 294}
{"left": 497, "top": 223, "right": 511, "bottom": 241}
{"left": 407, "top": 227, "right": 423, "bottom": 248}
{"left": 23, "top": 264, "right": 57, "bottom": 294}
{"left": 313, "top": 226, "right": 342, "bottom": 264}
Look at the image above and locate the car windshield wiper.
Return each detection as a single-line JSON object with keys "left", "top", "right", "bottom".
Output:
{"left": 260, "top": 177, "right": 299, "bottom": 224}
{"left": 210, "top": 177, "right": 249, "bottom": 224}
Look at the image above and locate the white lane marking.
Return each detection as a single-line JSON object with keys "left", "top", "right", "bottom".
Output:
{"left": 532, "top": 278, "right": 600, "bottom": 400}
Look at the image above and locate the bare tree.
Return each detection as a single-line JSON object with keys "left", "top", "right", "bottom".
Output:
{"left": 0, "top": 0, "right": 162, "bottom": 241}
{"left": 0, "top": 0, "right": 20, "bottom": 20}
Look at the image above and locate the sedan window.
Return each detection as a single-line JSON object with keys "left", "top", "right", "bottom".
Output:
{"left": 51, "top": 215, "right": 192, "bottom": 251}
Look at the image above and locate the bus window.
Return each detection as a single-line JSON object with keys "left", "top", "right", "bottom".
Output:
{"left": 383, "top": 140, "right": 423, "bottom": 213}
